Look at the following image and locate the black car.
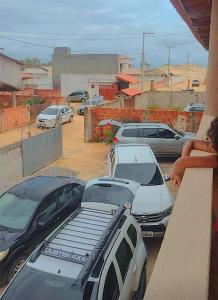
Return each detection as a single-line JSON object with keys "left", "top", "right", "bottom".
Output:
{"left": 0, "top": 176, "right": 85, "bottom": 283}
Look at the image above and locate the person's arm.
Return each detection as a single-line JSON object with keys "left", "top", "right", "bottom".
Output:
{"left": 171, "top": 155, "right": 218, "bottom": 188}
{"left": 182, "top": 140, "right": 215, "bottom": 157}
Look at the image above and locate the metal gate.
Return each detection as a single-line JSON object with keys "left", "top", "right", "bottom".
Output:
{"left": 22, "top": 127, "right": 62, "bottom": 176}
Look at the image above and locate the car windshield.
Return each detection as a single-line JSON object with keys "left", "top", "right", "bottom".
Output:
{"left": 41, "top": 108, "right": 59, "bottom": 115}
{"left": 1, "top": 266, "right": 83, "bottom": 300}
{"left": 0, "top": 193, "right": 38, "bottom": 230}
{"left": 82, "top": 184, "right": 134, "bottom": 206}
{"left": 114, "top": 163, "right": 163, "bottom": 186}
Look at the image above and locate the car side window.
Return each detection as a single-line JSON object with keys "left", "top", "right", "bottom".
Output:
{"left": 56, "top": 185, "right": 73, "bottom": 207}
{"left": 102, "top": 263, "right": 120, "bottom": 300}
{"left": 115, "top": 238, "right": 133, "bottom": 281}
{"left": 37, "top": 192, "right": 57, "bottom": 223}
{"left": 60, "top": 108, "right": 65, "bottom": 114}
{"left": 64, "top": 107, "right": 70, "bottom": 112}
{"left": 127, "top": 224, "right": 137, "bottom": 248}
{"left": 158, "top": 128, "right": 175, "bottom": 139}
{"left": 121, "top": 128, "right": 138, "bottom": 137}
{"left": 139, "top": 128, "right": 158, "bottom": 138}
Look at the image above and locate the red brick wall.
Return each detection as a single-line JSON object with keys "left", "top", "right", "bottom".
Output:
{"left": 0, "top": 106, "right": 30, "bottom": 132}
{"left": 90, "top": 107, "right": 145, "bottom": 141}
{"left": 89, "top": 107, "right": 203, "bottom": 141}
{"left": 99, "top": 84, "right": 118, "bottom": 100}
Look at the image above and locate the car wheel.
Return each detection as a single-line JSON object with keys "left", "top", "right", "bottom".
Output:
{"left": 69, "top": 115, "right": 73, "bottom": 123}
{"left": 7, "top": 255, "right": 27, "bottom": 282}
{"left": 132, "top": 267, "right": 147, "bottom": 300}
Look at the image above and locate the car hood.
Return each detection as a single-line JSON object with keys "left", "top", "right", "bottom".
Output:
{"left": 131, "top": 185, "right": 173, "bottom": 214}
{"left": 0, "top": 229, "right": 23, "bottom": 251}
{"left": 37, "top": 113, "right": 57, "bottom": 120}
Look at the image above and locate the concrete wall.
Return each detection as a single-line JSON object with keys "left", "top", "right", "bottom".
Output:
{"left": 61, "top": 73, "right": 116, "bottom": 97}
{"left": 53, "top": 53, "right": 120, "bottom": 89}
{"left": 0, "top": 55, "right": 21, "bottom": 88}
{"left": 135, "top": 91, "right": 206, "bottom": 109}
{"left": 0, "top": 142, "right": 23, "bottom": 181}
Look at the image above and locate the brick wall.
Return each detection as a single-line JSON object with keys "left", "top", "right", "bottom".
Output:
{"left": 90, "top": 107, "right": 145, "bottom": 141}
{"left": 0, "top": 89, "right": 64, "bottom": 108}
{"left": 99, "top": 84, "right": 118, "bottom": 100}
{"left": 88, "top": 107, "right": 203, "bottom": 142}
{"left": 0, "top": 106, "right": 30, "bottom": 132}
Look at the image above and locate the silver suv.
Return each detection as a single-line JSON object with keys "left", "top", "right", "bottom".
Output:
{"left": 1, "top": 206, "right": 147, "bottom": 300}
{"left": 67, "top": 90, "right": 88, "bottom": 102}
{"left": 114, "top": 122, "right": 196, "bottom": 157}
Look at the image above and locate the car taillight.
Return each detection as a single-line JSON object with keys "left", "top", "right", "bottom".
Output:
{"left": 113, "top": 137, "right": 119, "bottom": 143}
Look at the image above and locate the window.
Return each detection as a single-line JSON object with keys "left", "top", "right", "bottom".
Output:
{"left": 102, "top": 263, "right": 120, "bottom": 300}
{"left": 37, "top": 193, "right": 57, "bottom": 223}
{"left": 127, "top": 224, "right": 137, "bottom": 248}
{"left": 114, "top": 163, "right": 163, "bottom": 186}
{"left": 56, "top": 185, "right": 73, "bottom": 207}
{"left": 121, "top": 128, "right": 138, "bottom": 137}
{"left": 189, "top": 106, "right": 204, "bottom": 112}
{"left": 116, "top": 238, "right": 133, "bottom": 281}
{"left": 139, "top": 128, "right": 157, "bottom": 138}
{"left": 158, "top": 128, "right": 175, "bottom": 139}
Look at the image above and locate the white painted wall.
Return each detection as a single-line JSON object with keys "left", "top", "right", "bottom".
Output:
{"left": 61, "top": 73, "right": 117, "bottom": 97}
{"left": 0, "top": 55, "right": 21, "bottom": 88}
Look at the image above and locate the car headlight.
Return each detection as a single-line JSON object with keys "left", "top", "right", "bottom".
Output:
{"left": 0, "top": 249, "right": 9, "bottom": 262}
{"left": 162, "top": 206, "right": 173, "bottom": 218}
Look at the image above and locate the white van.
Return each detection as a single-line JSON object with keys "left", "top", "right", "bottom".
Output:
{"left": 108, "top": 144, "right": 174, "bottom": 237}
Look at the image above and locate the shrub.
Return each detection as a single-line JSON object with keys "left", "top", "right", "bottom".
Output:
{"left": 25, "top": 97, "right": 45, "bottom": 106}
{"left": 148, "top": 103, "right": 160, "bottom": 110}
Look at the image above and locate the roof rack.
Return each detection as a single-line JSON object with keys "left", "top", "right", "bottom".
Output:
{"left": 30, "top": 206, "right": 126, "bottom": 289}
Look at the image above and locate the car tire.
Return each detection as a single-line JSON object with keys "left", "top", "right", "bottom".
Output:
{"left": 132, "top": 267, "right": 147, "bottom": 300}
{"left": 7, "top": 255, "right": 27, "bottom": 282}
{"left": 69, "top": 115, "right": 73, "bottom": 123}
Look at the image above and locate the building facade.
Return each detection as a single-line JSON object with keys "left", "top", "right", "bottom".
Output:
{"left": 0, "top": 53, "right": 22, "bottom": 88}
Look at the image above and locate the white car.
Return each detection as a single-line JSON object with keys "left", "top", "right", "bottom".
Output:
{"left": 36, "top": 105, "right": 73, "bottom": 128}
{"left": 108, "top": 144, "right": 174, "bottom": 237}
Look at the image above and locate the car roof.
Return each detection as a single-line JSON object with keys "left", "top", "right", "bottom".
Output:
{"left": 114, "top": 144, "right": 156, "bottom": 164}
{"left": 85, "top": 176, "right": 141, "bottom": 195}
{"left": 120, "top": 122, "right": 169, "bottom": 129}
{"left": 47, "top": 105, "right": 69, "bottom": 109}
{"left": 27, "top": 206, "right": 127, "bottom": 288}
{"left": 8, "top": 176, "right": 84, "bottom": 202}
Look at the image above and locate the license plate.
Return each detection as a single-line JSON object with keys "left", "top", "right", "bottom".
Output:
{"left": 143, "top": 231, "right": 153, "bottom": 237}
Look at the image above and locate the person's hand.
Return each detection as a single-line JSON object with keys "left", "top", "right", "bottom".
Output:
{"left": 171, "top": 158, "right": 185, "bottom": 188}
{"left": 171, "top": 173, "right": 182, "bottom": 188}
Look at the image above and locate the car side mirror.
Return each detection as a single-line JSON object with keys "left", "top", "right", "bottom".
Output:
{"left": 164, "top": 175, "right": 171, "bottom": 182}
{"left": 174, "top": 134, "right": 180, "bottom": 140}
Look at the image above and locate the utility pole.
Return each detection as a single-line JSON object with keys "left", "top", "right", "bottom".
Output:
{"left": 141, "top": 32, "right": 154, "bottom": 92}
{"left": 167, "top": 46, "right": 173, "bottom": 88}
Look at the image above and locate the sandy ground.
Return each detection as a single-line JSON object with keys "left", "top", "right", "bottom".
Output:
{"left": 0, "top": 111, "right": 177, "bottom": 296}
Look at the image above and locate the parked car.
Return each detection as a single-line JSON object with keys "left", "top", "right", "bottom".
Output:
{"left": 0, "top": 175, "right": 85, "bottom": 283}
{"left": 36, "top": 105, "right": 73, "bottom": 128}
{"left": 67, "top": 90, "right": 89, "bottom": 102}
{"left": 1, "top": 206, "right": 147, "bottom": 300}
{"left": 83, "top": 163, "right": 173, "bottom": 238}
{"left": 109, "top": 144, "right": 173, "bottom": 237}
{"left": 113, "top": 122, "right": 196, "bottom": 157}
{"left": 192, "top": 79, "right": 200, "bottom": 87}
{"left": 183, "top": 102, "right": 205, "bottom": 112}
{"left": 77, "top": 96, "right": 104, "bottom": 115}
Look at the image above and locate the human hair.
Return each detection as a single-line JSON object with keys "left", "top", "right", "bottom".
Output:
{"left": 207, "top": 117, "right": 218, "bottom": 152}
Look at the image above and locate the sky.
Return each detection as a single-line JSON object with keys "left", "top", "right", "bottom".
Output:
{"left": 0, "top": 0, "right": 208, "bottom": 68}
